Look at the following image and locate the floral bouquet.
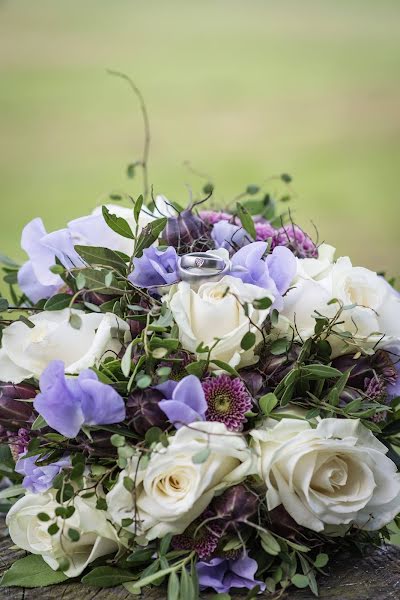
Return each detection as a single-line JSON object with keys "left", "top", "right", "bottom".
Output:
{"left": 0, "top": 175, "right": 400, "bottom": 599}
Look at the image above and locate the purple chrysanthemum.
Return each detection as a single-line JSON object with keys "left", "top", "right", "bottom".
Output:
{"left": 199, "top": 210, "right": 231, "bottom": 226}
{"left": 202, "top": 375, "right": 252, "bottom": 431}
{"left": 172, "top": 521, "right": 220, "bottom": 559}
{"left": 272, "top": 224, "right": 318, "bottom": 258}
{"left": 254, "top": 221, "right": 276, "bottom": 241}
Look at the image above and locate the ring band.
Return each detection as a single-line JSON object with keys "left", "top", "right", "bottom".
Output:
{"left": 180, "top": 254, "right": 226, "bottom": 271}
{"left": 178, "top": 252, "right": 230, "bottom": 285}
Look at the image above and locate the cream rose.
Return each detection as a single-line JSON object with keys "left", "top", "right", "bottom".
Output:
{"left": 276, "top": 256, "right": 400, "bottom": 356}
{"left": 6, "top": 492, "right": 119, "bottom": 577}
{"left": 168, "top": 275, "right": 273, "bottom": 369}
{"left": 107, "top": 421, "right": 255, "bottom": 541}
{"left": 251, "top": 418, "right": 400, "bottom": 532}
{"left": 0, "top": 309, "right": 130, "bottom": 384}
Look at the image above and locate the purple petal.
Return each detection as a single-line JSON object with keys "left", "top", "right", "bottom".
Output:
{"left": 78, "top": 378, "right": 126, "bottom": 425}
{"left": 173, "top": 375, "right": 207, "bottom": 415}
{"left": 18, "top": 261, "right": 60, "bottom": 303}
{"left": 34, "top": 362, "right": 84, "bottom": 438}
{"left": 155, "top": 380, "right": 179, "bottom": 399}
{"left": 266, "top": 246, "right": 296, "bottom": 294}
{"left": 159, "top": 400, "right": 204, "bottom": 429}
{"left": 197, "top": 558, "right": 229, "bottom": 593}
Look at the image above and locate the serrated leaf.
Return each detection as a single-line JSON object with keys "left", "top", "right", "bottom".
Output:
{"left": 102, "top": 206, "right": 134, "bottom": 239}
{"left": 0, "top": 555, "right": 68, "bottom": 587}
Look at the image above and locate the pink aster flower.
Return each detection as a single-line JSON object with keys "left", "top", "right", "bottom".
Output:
{"left": 202, "top": 375, "right": 252, "bottom": 431}
{"left": 199, "top": 210, "right": 231, "bottom": 226}
{"left": 272, "top": 224, "right": 318, "bottom": 258}
{"left": 254, "top": 221, "right": 276, "bottom": 241}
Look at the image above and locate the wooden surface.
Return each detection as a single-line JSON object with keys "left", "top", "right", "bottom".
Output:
{"left": 1, "top": 519, "right": 400, "bottom": 599}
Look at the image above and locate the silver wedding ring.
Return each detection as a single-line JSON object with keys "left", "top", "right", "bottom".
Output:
{"left": 178, "top": 252, "right": 229, "bottom": 285}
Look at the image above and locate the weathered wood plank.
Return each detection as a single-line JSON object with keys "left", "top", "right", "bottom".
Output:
{"left": 1, "top": 518, "right": 399, "bottom": 599}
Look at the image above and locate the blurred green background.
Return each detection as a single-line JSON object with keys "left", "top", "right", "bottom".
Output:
{"left": 0, "top": 0, "right": 399, "bottom": 275}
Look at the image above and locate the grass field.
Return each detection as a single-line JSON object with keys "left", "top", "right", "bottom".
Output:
{"left": 0, "top": 0, "right": 400, "bottom": 277}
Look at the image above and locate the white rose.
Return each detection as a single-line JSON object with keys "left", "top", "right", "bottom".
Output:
{"left": 6, "top": 492, "right": 119, "bottom": 577}
{"left": 277, "top": 256, "right": 400, "bottom": 356}
{"left": 296, "top": 243, "right": 336, "bottom": 280}
{"left": 68, "top": 203, "right": 157, "bottom": 256}
{"left": 107, "top": 421, "right": 255, "bottom": 541}
{"left": 168, "top": 275, "right": 273, "bottom": 369}
{"left": 0, "top": 309, "right": 130, "bottom": 384}
{"left": 251, "top": 418, "right": 400, "bottom": 532}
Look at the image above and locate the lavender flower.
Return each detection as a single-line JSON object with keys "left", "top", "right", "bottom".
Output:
{"left": 211, "top": 221, "right": 252, "bottom": 252}
{"left": 34, "top": 361, "right": 126, "bottom": 438}
{"left": 202, "top": 375, "right": 252, "bottom": 431}
{"left": 272, "top": 224, "right": 318, "bottom": 258}
{"left": 157, "top": 375, "right": 207, "bottom": 429}
{"left": 197, "top": 554, "right": 266, "bottom": 594}
{"left": 229, "top": 242, "right": 296, "bottom": 309}
{"left": 16, "top": 454, "right": 71, "bottom": 493}
{"left": 18, "top": 218, "right": 83, "bottom": 303}
{"left": 128, "top": 246, "right": 178, "bottom": 288}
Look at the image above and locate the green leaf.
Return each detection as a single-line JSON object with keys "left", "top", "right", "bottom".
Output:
{"left": 82, "top": 566, "right": 135, "bottom": 587}
{"left": 180, "top": 567, "right": 195, "bottom": 600}
{"left": 134, "top": 194, "right": 144, "bottom": 223}
{"left": 145, "top": 426, "right": 162, "bottom": 445}
{"left": 69, "top": 313, "right": 82, "bottom": 330}
{"left": 259, "top": 530, "right": 281, "bottom": 556}
{"left": 236, "top": 202, "right": 256, "bottom": 239}
{"left": 314, "top": 553, "right": 329, "bottom": 568}
{"left": 43, "top": 288, "right": 69, "bottom": 308}
{"left": 192, "top": 448, "right": 211, "bottom": 464}
{"left": 37, "top": 512, "right": 51, "bottom": 522}
{"left": 167, "top": 571, "right": 180, "bottom": 600}
{"left": 75, "top": 245, "right": 128, "bottom": 274}
{"left": 137, "top": 374, "right": 152, "bottom": 389}
{"left": 259, "top": 392, "right": 278, "bottom": 416}
{"left": 102, "top": 206, "right": 134, "bottom": 239}
{"left": 0, "top": 253, "right": 19, "bottom": 268}
{"left": 126, "top": 547, "right": 154, "bottom": 564}
{"left": 68, "top": 528, "right": 80, "bottom": 542}
{"left": 124, "top": 563, "right": 179, "bottom": 593}
{"left": 185, "top": 360, "right": 207, "bottom": 377}
{"left": 291, "top": 574, "right": 310, "bottom": 588}
{"left": 127, "top": 163, "right": 136, "bottom": 179}
{"left": 30, "top": 414, "right": 47, "bottom": 431}
{"left": 241, "top": 331, "right": 256, "bottom": 351}
{"left": 270, "top": 338, "right": 290, "bottom": 355}
{"left": 304, "top": 364, "right": 342, "bottom": 379}
{"left": 121, "top": 340, "right": 135, "bottom": 377}
{"left": 253, "top": 296, "right": 273, "bottom": 310}
{"left": 209, "top": 360, "right": 240, "bottom": 378}
{"left": 134, "top": 217, "right": 167, "bottom": 258}
{"left": 0, "top": 555, "right": 68, "bottom": 587}
{"left": 76, "top": 268, "right": 124, "bottom": 295}
{"left": 0, "top": 484, "right": 24, "bottom": 500}
{"left": 0, "top": 297, "right": 9, "bottom": 312}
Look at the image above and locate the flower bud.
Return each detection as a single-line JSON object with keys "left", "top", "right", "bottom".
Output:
{"left": 0, "top": 383, "right": 36, "bottom": 430}
{"left": 162, "top": 209, "right": 210, "bottom": 253}
{"left": 212, "top": 484, "right": 258, "bottom": 529}
{"left": 126, "top": 388, "right": 167, "bottom": 435}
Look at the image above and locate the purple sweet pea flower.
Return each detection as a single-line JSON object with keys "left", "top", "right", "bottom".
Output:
{"left": 15, "top": 453, "right": 71, "bottom": 493}
{"left": 18, "top": 218, "right": 83, "bottom": 302}
{"left": 197, "top": 555, "right": 266, "bottom": 594}
{"left": 128, "top": 246, "right": 179, "bottom": 288}
{"left": 34, "top": 361, "right": 126, "bottom": 438}
{"left": 157, "top": 375, "right": 207, "bottom": 429}
{"left": 211, "top": 221, "right": 252, "bottom": 253}
{"left": 229, "top": 242, "right": 296, "bottom": 309}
